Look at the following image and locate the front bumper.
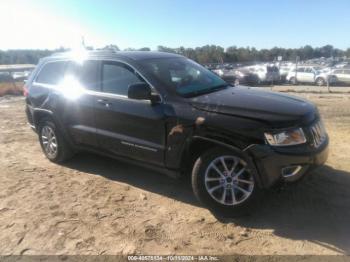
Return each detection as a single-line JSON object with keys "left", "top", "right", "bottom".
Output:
{"left": 246, "top": 137, "right": 329, "bottom": 188}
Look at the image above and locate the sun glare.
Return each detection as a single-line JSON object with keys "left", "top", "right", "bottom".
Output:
{"left": 58, "top": 75, "right": 85, "bottom": 100}
{"left": 69, "top": 49, "right": 88, "bottom": 65}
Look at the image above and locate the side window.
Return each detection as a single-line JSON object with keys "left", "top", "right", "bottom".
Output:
{"left": 333, "top": 69, "right": 343, "bottom": 74}
{"left": 36, "top": 61, "right": 66, "bottom": 85}
{"left": 102, "top": 62, "right": 143, "bottom": 96}
{"left": 65, "top": 60, "right": 100, "bottom": 91}
{"left": 305, "top": 68, "right": 312, "bottom": 73}
{"left": 297, "top": 67, "right": 305, "bottom": 73}
{"left": 344, "top": 70, "right": 350, "bottom": 75}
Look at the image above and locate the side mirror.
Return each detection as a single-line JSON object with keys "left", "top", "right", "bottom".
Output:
{"left": 128, "top": 82, "right": 152, "bottom": 100}
{"left": 128, "top": 82, "right": 160, "bottom": 103}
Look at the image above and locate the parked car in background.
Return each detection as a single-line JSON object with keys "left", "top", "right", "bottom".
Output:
{"left": 249, "top": 65, "right": 280, "bottom": 84}
{"left": 286, "top": 66, "right": 336, "bottom": 86}
{"left": 332, "top": 69, "right": 350, "bottom": 85}
{"left": 334, "top": 62, "right": 349, "bottom": 69}
{"left": 11, "top": 71, "right": 31, "bottom": 81}
{"left": 0, "top": 72, "right": 13, "bottom": 82}
{"left": 211, "top": 67, "right": 260, "bottom": 86}
{"left": 232, "top": 69, "right": 260, "bottom": 85}
{"left": 211, "top": 66, "right": 237, "bottom": 83}
{"left": 278, "top": 63, "right": 295, "bottom": 82}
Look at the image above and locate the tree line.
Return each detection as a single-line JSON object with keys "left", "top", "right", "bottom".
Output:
{"left": 157, "top": 45, "right": 350, "bottom": 64}
{"left": 0, "top": 45, "right": 349, "bottom": 65}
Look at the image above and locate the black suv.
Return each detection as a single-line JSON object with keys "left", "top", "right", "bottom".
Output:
{"left": 25, "top": 50, "right": 329, "bottom": 215}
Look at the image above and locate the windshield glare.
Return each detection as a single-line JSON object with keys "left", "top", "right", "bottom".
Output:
{"left": 140, "top": 57, "right": 228, "bottom": 97}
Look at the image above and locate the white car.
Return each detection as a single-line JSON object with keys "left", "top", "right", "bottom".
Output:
{"left": 286, "top": 66, "right": 335, "bottom": 86}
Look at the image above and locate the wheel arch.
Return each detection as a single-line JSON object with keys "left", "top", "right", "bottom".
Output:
{"left": 33, "top": 109, "right": 74, "bottom": 148}
{"left": 33, "top": 109, "right": 55, "bottom": 128}
{"left": 181, "top": 136, "right": 264, "bottom": 187}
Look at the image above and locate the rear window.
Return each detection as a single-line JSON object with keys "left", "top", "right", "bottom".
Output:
{"left": 64, "top": 60, "right": 100, "bottom": 91}
{"left": 35, "top": 61, "right": 66, "bottom": 85}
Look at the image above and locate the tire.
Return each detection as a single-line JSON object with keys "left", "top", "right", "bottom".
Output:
{"left": 38, "top": 119, "right": 74, "bottom": 163}
{"left": 191, "top": 147, "right": 262, "bottom": 217}
{"left": 316, "top": 77, "right": 326, "bottom": 86}
{"left": 289, "top": 77, "right": 297, "bottom": 85}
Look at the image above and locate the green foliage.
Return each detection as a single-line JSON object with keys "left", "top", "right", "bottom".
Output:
{"left": 157, "top": 45, "right": 349, "bottom": 64}
{"left": 0, "top": 45, "right": 348, "bottom": 65}
{"left": 101, "top": 45, "right": 120, "bottom": 51}
{"left": 0, "top": 47, "right": 67, "bottom": 65}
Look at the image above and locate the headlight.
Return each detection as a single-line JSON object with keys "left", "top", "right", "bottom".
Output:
{"left": 264, "top": 128, "right": 306, "bottom": 146}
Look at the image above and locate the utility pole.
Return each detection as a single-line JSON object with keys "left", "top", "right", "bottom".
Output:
{"left": 81, "top": 36, "right": 86, "bottom": 49}
{"left": 295, "top": 56, "right": 299, "bottom": 84}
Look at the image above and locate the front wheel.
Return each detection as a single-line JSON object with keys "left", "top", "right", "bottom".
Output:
{"left": 191, "top": 147, "right": 262, "bottom": 217}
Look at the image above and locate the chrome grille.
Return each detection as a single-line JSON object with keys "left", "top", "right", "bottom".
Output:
{"left": 309, "top": 121, "right": 326, "bottom": 148}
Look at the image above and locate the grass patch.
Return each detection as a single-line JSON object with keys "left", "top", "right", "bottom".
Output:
{"left": 0, "top": 82, "right": 24, "bottom": 96}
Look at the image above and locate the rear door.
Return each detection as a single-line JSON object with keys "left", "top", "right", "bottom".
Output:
{"left": 58, "top": 60, "right": 101, "bottom": 147}
{"left": 296, "top": 67, "right": 306, "bottom": 82}
{"left": 30, "top": 60, "right": 67, "bottom": 107}
{"left": 93, "top": 60, "right": 166, "bottom": 166}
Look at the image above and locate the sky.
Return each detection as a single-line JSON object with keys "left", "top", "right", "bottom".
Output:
{"left": 1, "top": 0, "right": 349, "bottom": 50}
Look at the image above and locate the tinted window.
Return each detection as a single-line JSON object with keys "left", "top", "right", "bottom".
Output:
{"left": 333, "top": 69, "right": 343, "bottom": 74}
{"left": 267, "top": 66, "right": 278, "bottom": 72}
{"left": 65, "top": 60, "right": 100, "bottom": 91}
{"left": 297, "top": 67, "right": 305, "bottom": 72}
{"left": 36, "top": 61, "right": 66, "bottom": 85}
{"left": 102, "top": 62, "right": 143, "bottom": 95}
{"left": 344, "top": 70, "right": 350, "bottom": 75}
{"left": 140, "top": 57, "right": 227, "bottom": 97}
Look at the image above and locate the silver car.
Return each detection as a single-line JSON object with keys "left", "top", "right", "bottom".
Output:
{"left": 286, "top": 66, "right": 335, "bottom": 86}
{"left": 332, "top": 68, "right": 350, "bottom": 85}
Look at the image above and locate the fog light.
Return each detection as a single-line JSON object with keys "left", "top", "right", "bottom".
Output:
{"left": 281, "top": 165, "right": 302, "bottom": 178}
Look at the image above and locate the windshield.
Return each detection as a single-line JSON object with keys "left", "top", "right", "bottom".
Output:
{"left": 139, "top": 57, "right": 229, "bottom": 97}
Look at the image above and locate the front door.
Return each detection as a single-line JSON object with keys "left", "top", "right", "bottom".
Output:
{"left": 342, "top": 70, "right": 350, "bottom": 84}
{"left": 303, "top": 68, "right": 316, "bottom": 83}
{"left": 337, "top": 69, "right": 350, "bottom": 83}
{"left": 94, "top": 61, "right": 166, "bottom": 166}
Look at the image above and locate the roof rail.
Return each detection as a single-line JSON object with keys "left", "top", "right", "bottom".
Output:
{"left": 50, "top": 48, "right": 119, "bottom": 57}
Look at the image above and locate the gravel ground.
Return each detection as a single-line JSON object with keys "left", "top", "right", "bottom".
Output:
{"left": 0, "top": 93, "right": 350, "bottom": 255}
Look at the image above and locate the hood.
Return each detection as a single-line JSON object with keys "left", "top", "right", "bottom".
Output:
{"left": 190, "top": 86, "right": 317, "bottom": 127}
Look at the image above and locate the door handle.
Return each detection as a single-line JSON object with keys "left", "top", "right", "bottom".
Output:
{"left": 97, "top": 99, "right": 111, "bottom": 107}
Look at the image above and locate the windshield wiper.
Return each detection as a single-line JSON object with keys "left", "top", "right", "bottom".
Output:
{"left": 183, "top": 83, "right": 231, "bottom": 98}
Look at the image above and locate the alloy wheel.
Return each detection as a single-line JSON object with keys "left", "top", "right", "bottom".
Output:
{"left": 41, "top": 125, "right": 58, "bottom": 158}
{"left": 204, "top": 156, "right": 254, "bottom": 206}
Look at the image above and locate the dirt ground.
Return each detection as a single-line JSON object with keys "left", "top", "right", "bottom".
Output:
{"left": 0, "top": 92, "right": 350, "bottom": 255}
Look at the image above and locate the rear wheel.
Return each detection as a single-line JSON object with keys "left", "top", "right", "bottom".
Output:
{"left": 38, "top": 120, "right": 74, "bottom": 163}
{"left": 191, "top": 147, "right": 261, "bottom": 217}
{"left": 316, "top": 77, "right": 326, "bottom": 86}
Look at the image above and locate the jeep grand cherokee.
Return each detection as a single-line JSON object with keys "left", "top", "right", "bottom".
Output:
{"left": 25, "top": 50, "right": 329, "bottom": 215}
